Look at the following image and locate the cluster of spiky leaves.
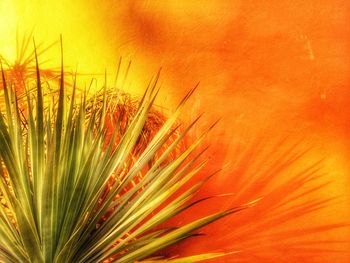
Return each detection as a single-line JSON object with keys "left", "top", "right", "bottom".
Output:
{"left": 0, "top": 45, "right": 254, "bottom": 263}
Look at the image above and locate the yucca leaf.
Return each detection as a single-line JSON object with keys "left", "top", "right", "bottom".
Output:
{"left": 113, "top": 210, "right": 234, "bottom": 263}
{"left": 140, "top": 252, "right": 229, "bottom": 263}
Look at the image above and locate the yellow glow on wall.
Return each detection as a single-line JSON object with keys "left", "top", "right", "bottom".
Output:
{"left": 0, "top": 0, "right": 18, "bottom": 62}
{"left": 0, "top": 0, "right": 146, "bottom": 95}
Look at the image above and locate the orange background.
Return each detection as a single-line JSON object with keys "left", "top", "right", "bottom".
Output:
{"left": 0, "top": 1, "right": 349, "bottom": 262}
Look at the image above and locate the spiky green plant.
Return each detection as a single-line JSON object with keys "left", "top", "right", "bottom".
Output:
{"left": 0, "top": 45, "right": 251, "bottom": 263}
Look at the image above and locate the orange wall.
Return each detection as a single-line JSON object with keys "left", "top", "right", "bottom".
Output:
{"left": 1, "top": 1, "right": 349, "bottom": 262}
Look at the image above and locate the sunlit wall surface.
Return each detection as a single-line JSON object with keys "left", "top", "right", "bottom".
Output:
{"left": 0, "top": 1, "right": 349, "bottom": 262}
